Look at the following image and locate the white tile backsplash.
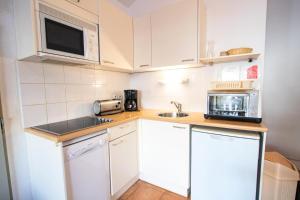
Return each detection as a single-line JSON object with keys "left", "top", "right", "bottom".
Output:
{"left": 45, "top": 84, "right": 66, "bottom": 103}
{"left": 95, "top": 84, "right": 109, "bottom": 99}
{"left": 66, "top": 101, "right": 84, "bottom": 119}
{"left": 81, "top": 68, "right": 96, "bottom": 84}
{"left": 66, "top": 85, "right": 83, "bottom": 101}
{"left": 81, "top": 85, "right": 96, "bottom": 101}
{"left": 95, "top": 70, "right": 107, "bottom": 85}
{"left": 130, "top": 67, "right": 215, "bottom": 112}
{"left": 44, "top": 64, "right": 65, "bottom": 83}
{"left": 64, "top": 66, "right": 81, "bottom": 84}
{"left": 18, "top": 62, "right": 130, "bottom": 127}
{"left": 46, "top": 103, "right": 67, "bottom": 123}
{"left": 20, "top": 84, "right": 46, "bottom": 105}
{"left": 22, "top": 105, "right": 47, "bottom": 127}
{"left": 81, "top": 101, "right": 94, "bottom": 116}
{"left": 19, "top": 62, "right": 44, "bottom": 83}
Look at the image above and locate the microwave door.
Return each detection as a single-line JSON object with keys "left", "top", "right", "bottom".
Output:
{"left": 208, "top": 94, "right": 248, "bottom": 116}
{"left": 39, "top": 13, "right": 87, "bottom": 60}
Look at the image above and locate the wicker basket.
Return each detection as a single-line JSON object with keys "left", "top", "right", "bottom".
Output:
{"left": 226, "top": 48, "right": 253, "bottom": 55}
{"left": 263, "top": 152, "right": 300, "bottom": 200}
{"left": 211, "top": 80, "right": 254, "bottom": 90}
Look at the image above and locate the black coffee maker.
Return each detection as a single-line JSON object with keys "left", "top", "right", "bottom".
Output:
{"left": 124, "top": 90, "right": 138, "bottom": 111}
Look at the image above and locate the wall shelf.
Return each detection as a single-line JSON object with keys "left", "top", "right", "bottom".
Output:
{"left": 199, "top": 53, "right": 260, "bottom": 65}
{"left": 132, "top": 63, "right": 204, "bottom": 73}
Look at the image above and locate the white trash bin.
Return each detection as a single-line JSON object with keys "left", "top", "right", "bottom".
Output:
{"left": 263, "top": 152, "right": 299, "bottom": 200}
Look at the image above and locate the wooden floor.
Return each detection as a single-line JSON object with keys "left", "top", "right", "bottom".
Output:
{"left": 118, "top": 180, "right": 188, "bottom": 200}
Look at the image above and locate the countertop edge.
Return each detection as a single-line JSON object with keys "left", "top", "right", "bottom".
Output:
{"left": 25, "top": 110, "right": 267, "bottom": 143}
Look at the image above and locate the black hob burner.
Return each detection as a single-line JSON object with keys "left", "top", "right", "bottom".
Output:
{"left": 32, "top": 116, "right": 113, "bottom": 136}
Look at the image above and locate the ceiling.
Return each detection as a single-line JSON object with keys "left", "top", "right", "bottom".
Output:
{"left": 117, "top": 0, "right": 136, "bottom": 7}
{"left": 110, "top": 0, "right": 182, "bottom": 17}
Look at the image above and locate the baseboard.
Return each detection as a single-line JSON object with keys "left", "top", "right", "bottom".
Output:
{"left": 110, "top": 175, "right": 139, "bottom": 200}
{"left": 140, "top": 173, "right": 189, "bottom": 197}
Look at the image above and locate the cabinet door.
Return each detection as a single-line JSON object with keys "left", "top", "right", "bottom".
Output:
{"left": 133, "top": 15, "right": 152, "bottom": 70}
{"left": 151, "top": 0, "right": 198, "bottom": 67}
{"left": 109, "top": 131, "right": 138, "bottom": 195}
{"left": 66, "top": 0, "right": 99, "bottom": 15}
{"left": 140, "top": 120, "right": 190, "bottom": 196}
{"left": 99, "top": 0, "right": 133, "bottom": 71}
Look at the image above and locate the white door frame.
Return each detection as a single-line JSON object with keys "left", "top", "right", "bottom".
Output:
{"left": 0, "top": 64, "right": 12, "bottom": 199}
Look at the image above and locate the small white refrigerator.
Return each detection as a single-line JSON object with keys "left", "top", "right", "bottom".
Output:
{"left": 191, "top": 127, "right": 261, "bottom": 200}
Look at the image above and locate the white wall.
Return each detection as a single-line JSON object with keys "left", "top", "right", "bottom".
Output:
{"left": 130, "top": 0, "right": 267, "bottom": 113}
{"left": 109, "top": 0, "right": 182, "bottom": 17}
{"left": 131, "top": 67, "right": 213, "bottom": 112}
{"left": 0, "top": 0, "right": 32, "bottom": 199}
{"left": 263, "top": 0, "right": 300, "bottom": 168}
{"left": 0, "top": 99, "right": 11, "bottom": 200}
{"left": 18, "top": 62, "right": 130, "bottom": 127}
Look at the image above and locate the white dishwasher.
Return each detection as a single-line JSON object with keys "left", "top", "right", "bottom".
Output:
{"left": 63, "top": 131, "right": 110, "bottom": 200}
{"left": 191, "top": 127, "right": 261, "bottom": 200}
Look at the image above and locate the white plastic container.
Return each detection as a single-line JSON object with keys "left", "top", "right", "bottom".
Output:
{"left": 263, "top": 152, "right": 299, "bottom": 200}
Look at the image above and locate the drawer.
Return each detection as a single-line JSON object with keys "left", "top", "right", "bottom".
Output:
{"left": 108, "top": 120, "right": 137, "bottom": 141}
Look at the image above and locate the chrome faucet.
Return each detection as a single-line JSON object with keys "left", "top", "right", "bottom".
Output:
{"left": 171, "top": 101, "right": 182, "bottom": 113}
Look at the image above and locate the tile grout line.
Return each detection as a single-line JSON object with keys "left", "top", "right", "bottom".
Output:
{"left": 42, "top": 63, "right": 49, "bottom": 123}
{"left": 63, "top": 65, "right": 70, "bottom": 120}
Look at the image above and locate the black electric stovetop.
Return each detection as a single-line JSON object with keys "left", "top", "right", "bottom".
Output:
{"left": 32, "top": 116, "right": 112, "bottom": 136}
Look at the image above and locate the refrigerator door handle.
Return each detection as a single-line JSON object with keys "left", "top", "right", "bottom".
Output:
{"left": 193, "top": 128, "right": 260, "bottom": 140}
{"left": 210, "top": 134, "right": 234, "bottom": 142}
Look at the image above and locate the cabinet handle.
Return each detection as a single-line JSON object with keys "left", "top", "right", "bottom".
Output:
{"left": 139, "top": 64, "right": 150, "bottom": 68}
{"left": 119, "top": 124, "right": 129, "bottom": 129}
{"left": 112, "top": 140, "right": 124, "bottom": 146}
{"left": 181, "top": 59, "right": 195, "bottom": 62}
{"left": 173, "top": 126, "right": 186, "bottom": 129}
{"left": 68, "top": 141, "right": 105, "bottom": 159}
{"left": 102, "top": 60, "right": 115, "bottom": 65}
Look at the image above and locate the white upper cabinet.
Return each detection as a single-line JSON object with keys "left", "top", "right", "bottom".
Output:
{"left": 39, "top": 0, "right": 99, "bottom": 22}
{"left": 99, "top": 0, "right": 134, "bottom": 71}
{"left": 151, "top": 0, "right": 199, "bottom": 67}
{"left": 133, "top": 15, "right": 152, "bottom": 70}
{"left": 65, "top": 0, "right": 99, "bottom": 15}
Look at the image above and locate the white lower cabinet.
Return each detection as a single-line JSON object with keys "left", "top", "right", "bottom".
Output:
{"left": 25, "top": 119, "right": 190, "bottom": 199}
{"left": 108, "top": 122, "right": 139, "bottom": 198}
{"left": 139, "top": 120, "right": 190, "bottom": 197}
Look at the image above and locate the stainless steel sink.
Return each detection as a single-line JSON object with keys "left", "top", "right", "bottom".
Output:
{"left": 158, "top": 112, "right": 189, "bottom": 118}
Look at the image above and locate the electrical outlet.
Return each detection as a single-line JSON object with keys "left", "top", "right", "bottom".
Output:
{"left": 113, "top": 95, "right": 122, "bottom": 100}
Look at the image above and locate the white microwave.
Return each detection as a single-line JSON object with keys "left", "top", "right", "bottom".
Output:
{"left": 37, "top": 3, "right": 99, "bottom": 64}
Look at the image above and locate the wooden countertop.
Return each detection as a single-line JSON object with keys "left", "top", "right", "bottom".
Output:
{"left": 25, "top": 109, "right": 268, "bottom": 143}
